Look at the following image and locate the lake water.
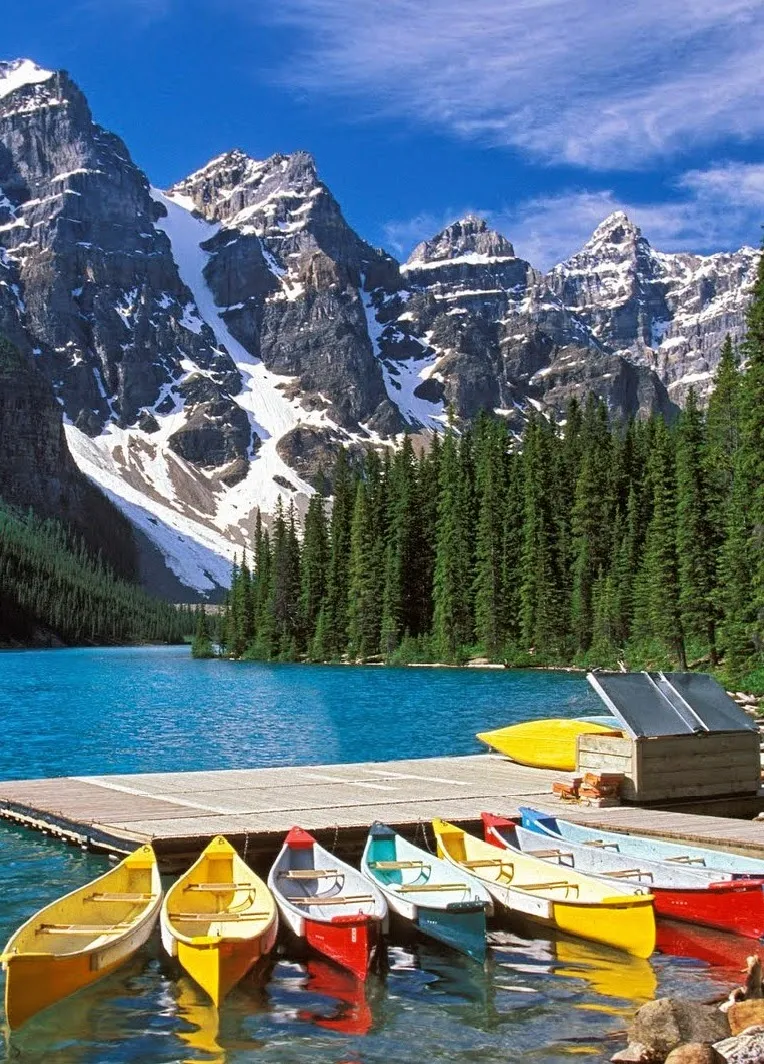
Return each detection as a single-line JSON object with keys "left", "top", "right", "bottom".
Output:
{"left": 0, "top": 648, "right": 744, "bottom": 1062}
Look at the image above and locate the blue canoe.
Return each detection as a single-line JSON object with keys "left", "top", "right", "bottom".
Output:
{"left": 361, "top": 823, "right": 492, "bottom": 961}
{"left": 520, "top": 807, "right": 764, "bottom": 878}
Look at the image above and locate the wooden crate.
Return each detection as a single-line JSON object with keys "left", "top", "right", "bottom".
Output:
{"left": 576, "top": 731, "right": 761, "bottom": 803}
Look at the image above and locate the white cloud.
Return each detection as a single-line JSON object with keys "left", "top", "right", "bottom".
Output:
{"left": 260, "top": 0, "right": 764, "bottom": 168}
{"left": 383, "top": 163, "right": 764, "bottom": 270}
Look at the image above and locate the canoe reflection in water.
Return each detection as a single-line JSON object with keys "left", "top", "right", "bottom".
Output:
{"left": 298, "top": 958, "right": 374, "bottom": 1035}
{"left": 656, "top": 920, "right": 753, "bottom": 973}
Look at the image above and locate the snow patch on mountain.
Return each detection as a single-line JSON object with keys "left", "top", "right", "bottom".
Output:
{"left": 65, "top": 423, "right": 234, "bottom": 593}
{"left": 0, "top": 59, "right": 53, "bottom": 101}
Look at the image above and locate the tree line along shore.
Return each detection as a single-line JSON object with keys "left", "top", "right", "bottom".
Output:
{"left": 196, "top": 240, "right": 764, "bottom": 693}
{"left": 0, "top": 503, "right": 192, "bottom": 647}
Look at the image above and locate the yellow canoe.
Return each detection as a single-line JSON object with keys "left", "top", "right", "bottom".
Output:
{"left": 476, "top": 718, "right": 622, "bottom": 771}
{"left": 432, "top": 819, "right": 655, "bottom": 959}
{"left": 161, "top": 836, "right": 278, "bottom": 1005}
{"left": 1, "top": 844, "right": 161, "bottom": 1030}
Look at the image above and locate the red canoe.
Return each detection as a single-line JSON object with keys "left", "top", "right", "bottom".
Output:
{"left": 268, "top": 827, "right": 388, "bottom": 980}
{"left": 484, "top": 811, "right": 764, "bottom": 940}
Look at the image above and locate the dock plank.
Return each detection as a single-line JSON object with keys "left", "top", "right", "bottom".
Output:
{"left": 2, "top": 754, "right": 764, "bottom": 865}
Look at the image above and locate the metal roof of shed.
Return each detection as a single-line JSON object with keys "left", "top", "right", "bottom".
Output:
{"left": 586, "top": 671, "right": 758, "bottom": 739}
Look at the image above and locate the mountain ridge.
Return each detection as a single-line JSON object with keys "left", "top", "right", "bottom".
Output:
{"left": 0, "top": 57, "right": 759, "bottom": 598}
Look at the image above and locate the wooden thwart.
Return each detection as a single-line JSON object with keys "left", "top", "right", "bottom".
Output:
{"left": 520, "top": 881, "right": 578, "bottom": 892}
{"left": 286, "top": 894, "right": 373, "bottom": 906}
{"left": 462, "top": 858, "right": 513, "bottom": 869}
{"left": 185, "top": 882, "right": 253, "bottom": 892}
{"left": 607, "top": 868, "right": 653, "bottom": 880}
{"left": 527, "top": 849, "right": 573, "bottom": 860}
{"left": 169, "top": 911, "right": 269, "bottom": 921}
{"left": 396, "top": 882, "right": 468, "bottom": 893}
{"left": 369, "top": 860, "right": 428, "bottom": 871}
{"left": 89, "top": 892, "right": 155, "bottom": 902}
{"left": 665, "top": 855, "right": 706, "bottom": 865}
{"left": 583, "top": 840, "right": 619, "bottom": 849}
{"left": 37, "top": 923, "right": 130, "bottom": 935}
{"left": 278, "top": 869, "right": 341, "bottom": 880}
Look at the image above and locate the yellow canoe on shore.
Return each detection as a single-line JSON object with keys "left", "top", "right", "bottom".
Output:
{"left": 161, "top": 836, "right": 278, "bottom": 1006}
{"left": 476, "top": 718, "right": 622, "bottom": 771}
{"left": 432, "top": 819, "right": 655, "bottom": 959}
{"left": 2, "top": 845, "right": 162, "bottom": 1030}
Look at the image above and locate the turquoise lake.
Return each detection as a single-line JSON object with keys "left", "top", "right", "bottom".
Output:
{"left": 0, "top": 647, "right": 744, "bottom": 1062}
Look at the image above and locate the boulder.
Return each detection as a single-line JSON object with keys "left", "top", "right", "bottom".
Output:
{"left": 714, "top": 1026, "right": 764, "bottom": 1063}
{"left": 611, "top": 1043, "right": 655, "bottom": 1062}
{"left": 664, "top": 1046, "right": 724, "bottom": 1064}
{"left": 728, "top": 1000, "right": 764, "bottom": 1036}
{"left": 629, "top": 999, "right": 731, "bottom": 1061}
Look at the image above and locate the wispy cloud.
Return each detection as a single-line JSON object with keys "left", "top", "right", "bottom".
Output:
{"left": 261, "top": 0, "right": 764, "bottom": 169}
{"left": 383, "top": 163, "right": 764, "bottom": 270}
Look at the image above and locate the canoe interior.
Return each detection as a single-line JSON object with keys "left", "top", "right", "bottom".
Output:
{"left": 518, "top": 808, "right": 751, "bottom": 886}
{"left": 164, "top": 836, "right": 276, "bottom": 943}
{"left": 434, "top": 819, "right": 656, "bottom": 958}
{"left": 364, "top": 824, "right": 489, "bottom": 910}
{"left": 271, "top": 830, "right": 387, "bottom": 925}
{"left": 363, "top": 823, "right": 489, "bottom": 960}
{"left": 7, "top": 846, "right": 160, "bottom": 956}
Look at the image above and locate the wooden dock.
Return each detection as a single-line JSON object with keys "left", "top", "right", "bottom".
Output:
{"left": 2, "top": 754, "right": 764, "bottom": 871}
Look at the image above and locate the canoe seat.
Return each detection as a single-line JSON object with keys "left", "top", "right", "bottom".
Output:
{"left": 368, "top": 860, "right": 428, "bottom": 871}
{"left": 462, "top": 858, "right": 513, "bottom": 869}
{"left": 607, "top": 868, "right": 654, "bottom": 880}
{"left": 397, "top": 883, "right": 468, "bottom": 893}
{"left": 286, "top": 894, "right": 374, "bottom": 906}
{"left": 278, "top": 870, "right": 342, "bottom": 880}
{"left": 520, "top": 881, "right": 579, "bottom": 892}
{"left": 169, "top": 911, "right": 270, "bottom": 921}
{"left": 665, "top": 856, "right": 706, "bottom": 865}
{"left": 185, "top": 882, "right": 254, "bottom": 892}
{"left": 37, "top": 923, "right": 131, "bottom": 935}
{"left": 583, "top": 840, "right": 619, "bottom": 849}
{"left": 526, "top": 849, "right": 574, "bottom": 860}
{"left": 89, "top": 892, "right": 155, "bottom": 902}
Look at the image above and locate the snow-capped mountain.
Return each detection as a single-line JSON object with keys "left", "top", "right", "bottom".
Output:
{"left": 547, "top": 211, "right": 760, "bottom": 404}
{"left": 0, "top": 59, "right": 759, "bottom": 597}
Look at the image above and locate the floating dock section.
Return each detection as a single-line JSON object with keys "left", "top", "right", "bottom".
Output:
{"left": 2, "top": 754, "right": 764, "bottom": 871}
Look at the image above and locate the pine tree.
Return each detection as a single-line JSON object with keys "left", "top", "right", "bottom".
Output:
{"left": 473, "top": 415, "right": 508, "bottom": 657}
{"left": 706, "top": 335, "right": 741, "bottom": 518}
{"left": 323, "top": 450, "right": 354, "bottom": 657}
{"left": 299, "top": 494, "right": 328, "bottom": 644}
{"left": 519, "top": 415, "right": 563, "bottom": 656}
{"left": 675, "top": 389, "right": 717, "bottom": 661}
{"left": 570, "top": 401, "right": 613, "bottom": 655}
{"left": 191, "top": 606, "right": 215, "bottom": 658}
{"left": 736, "top": 241, "right": 764, "bottom": 661}
{"left": 347, "top": 478, "right": 383, "bottom": 659}
{"left": 632, "top": 419, "right": 686, "bottom": 668}
{"left": 268, "top": 499, "right": 302, "bottom": 658}
{"left": 432, "top": 432, "right": 473, "bottom": 660}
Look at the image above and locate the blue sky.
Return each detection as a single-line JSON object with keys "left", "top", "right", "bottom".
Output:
{"left": 4, "top": 0, "right": 764, "bottom": 268}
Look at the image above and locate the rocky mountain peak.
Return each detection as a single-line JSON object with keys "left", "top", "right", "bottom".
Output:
{"left": 583, "top": 210, "right": 646, "bottom": 256}
{"left": 169, "top": 148, "right": 321, "bottom": 226}
{"left": 407, "top": 215, "right": 516, "bottom": 266}
{"left": 0, "top": 59, "right": 54, "bottom": 101}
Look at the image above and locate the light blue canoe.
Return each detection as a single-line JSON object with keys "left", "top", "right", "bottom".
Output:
{"left": 520, "top": 807, "right": 764, "bottom": 878}
{"left": 361, "top": 823, "right": 492, "bottom": 961}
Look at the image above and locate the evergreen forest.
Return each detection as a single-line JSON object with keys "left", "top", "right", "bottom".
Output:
{"left": 0, "top": 503, "right": 192, "bottom": 646}
{"left": 213, "top": 245, "right": 764, "bottom": 690}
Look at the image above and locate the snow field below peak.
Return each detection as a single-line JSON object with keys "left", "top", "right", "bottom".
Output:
{"left": 0, "top": 59, "right": 54, "bottom": 101}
